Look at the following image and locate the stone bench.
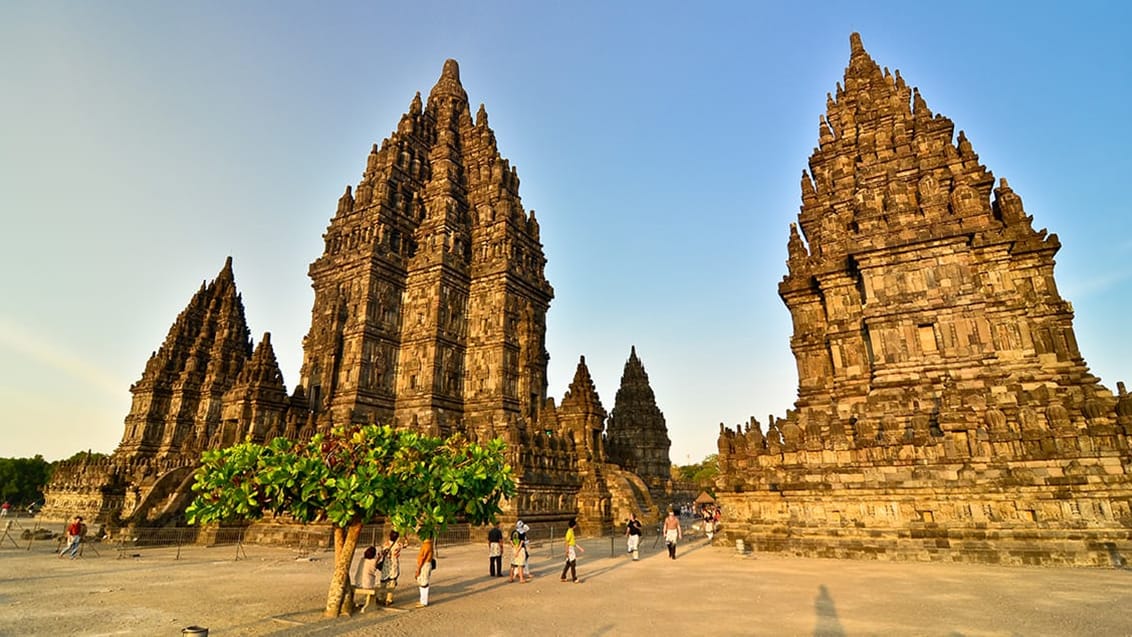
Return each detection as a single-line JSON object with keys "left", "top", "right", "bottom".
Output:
{"left": 352, "top": 586, "right": 377, "bottom": 613}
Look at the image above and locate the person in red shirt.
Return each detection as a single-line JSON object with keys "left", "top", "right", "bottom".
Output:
{"left": 60, "top": 516, "right": 84, "bottom": 559}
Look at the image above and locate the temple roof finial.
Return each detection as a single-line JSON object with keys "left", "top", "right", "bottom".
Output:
{"left": 428, "top": 59, "right": 468, "bottom": 104}
{"left": 442, "top": 59, "right": 460, "bottom": 82}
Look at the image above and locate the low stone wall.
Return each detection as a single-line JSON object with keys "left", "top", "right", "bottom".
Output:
{"left": 717, "top": 456, "right": 1132, "bottom": 566}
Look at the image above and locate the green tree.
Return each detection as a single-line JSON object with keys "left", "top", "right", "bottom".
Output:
{"left": 0, "top": 455, "right": 52, "bottom": 506}
{"left": 58, "top": 450, "right": 110, "bottom": 464}
{"left": 673, "top": 454, "right": 719, "bottom": 488}
{"left": 186, "top": 424, "right": 516, "bottom": 618}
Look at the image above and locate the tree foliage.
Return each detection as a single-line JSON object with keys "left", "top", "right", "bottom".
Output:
{"left": 673, "top": 453, "right": 719, "bottom": 488}
{"left": 59, "top": 450, "right": 110, "bottom": 464}
{"left": 0, "top": 455, "right": 52, "bottom": 506}
{"left": 186, "top": 424, "right": 516, "bottom": 617}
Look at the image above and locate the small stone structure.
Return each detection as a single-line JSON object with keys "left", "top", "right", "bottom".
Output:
{"left": 715, "top": 34, "right": 1132, "bottom": 566}
{"left": 41, "top": 60, "right": 668, "bottom": 536}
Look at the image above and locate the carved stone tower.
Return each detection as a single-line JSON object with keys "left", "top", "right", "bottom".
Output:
{"left": 116, "top": 257, "right": 254, "bottom": 460}
{"left": 717, "top": 33, "right": 1132, "bottom": 566}
{"left": 299, "top": 59, "right": 553, "bottom": 439}
{"left": 606, "top": 346, "right": 672, "bottom": 495}
{"left": 779, "top": 32, "right": 1092, "bottom": 437}
{"left": 42, "top": 258, "right": 290, "bottom": 525}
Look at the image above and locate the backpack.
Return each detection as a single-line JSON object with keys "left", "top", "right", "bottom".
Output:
{"left": 375, "top": 547, "right": 388, "bottom": 571}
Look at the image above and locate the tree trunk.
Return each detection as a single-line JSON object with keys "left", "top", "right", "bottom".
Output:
{"left": 323, "top": 520, "right": 363, "bottom": 618}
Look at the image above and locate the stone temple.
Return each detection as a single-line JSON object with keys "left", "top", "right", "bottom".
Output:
{"left": 716, "top": 34, "right": 1132, "bottom": 565}
{"left": 41, "top": 60, "right": 670, "bottom": 536}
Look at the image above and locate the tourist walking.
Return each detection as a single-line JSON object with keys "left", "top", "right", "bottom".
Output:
{"left": 626, "top": 513, "right": 642, "bottom": 560}
{"left": 509, "top": 524, "right": 531, "bottom": 582}
{"left": 560, "top": 518, "right": 584, "bottom": 582}
{"left": 1, "top": 501, "right": 10, "bottom": 517}
{"left": 59, "top": 516, "right": 84, "bottom": 559}
{"left": 414, "top": 537, "right": 434, "bottom": 607}
{"left": 663, "top": 508, "right": 682, "bottom": 559}
{"left": 703, "top": 506, "right": 715, "bottom": 540}
{"left": 488, "top": 522, "right": 504, "bottom": 577}
{"left": 379, "top": 530, "right": 405, "bottom": 606}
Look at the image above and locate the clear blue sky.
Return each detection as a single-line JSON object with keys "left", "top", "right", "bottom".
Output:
{"left": 2, "top": 1, "right": 1130, "bottom": 464}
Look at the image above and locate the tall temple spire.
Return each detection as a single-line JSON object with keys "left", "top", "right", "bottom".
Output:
{"left": 606, "top": 346, "right": 671, "bottom": 494}
{"left": 769, "top": 30, "right": 1092, "bottom": 477}
{"left": 300, "top": 57, "right": 553, "bottom": 438}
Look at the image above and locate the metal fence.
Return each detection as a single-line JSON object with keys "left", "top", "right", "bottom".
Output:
{"left": 1, "top": 513, "right": 698, "bottom": 562}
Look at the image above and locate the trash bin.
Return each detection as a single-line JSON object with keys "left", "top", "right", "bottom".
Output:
{"left": 182, "top": 627, "right": 208, "bottom": 637}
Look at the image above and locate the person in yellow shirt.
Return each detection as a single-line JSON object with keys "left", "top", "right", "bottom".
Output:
{"left": 560, "top": 518, "right": 584, "bottom": 583}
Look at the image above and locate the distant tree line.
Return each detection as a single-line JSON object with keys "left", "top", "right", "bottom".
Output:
{"left": 672, "top": 453, "right": 719, "bottom": 489}
{"left": 0, "top": 451, "right": 109, "bottom": 508}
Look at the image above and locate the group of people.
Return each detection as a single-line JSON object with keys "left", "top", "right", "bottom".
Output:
{"left": 355, "top": 507, "right": 694, "bottom": 610}
{"left": 488, "top": 507, "right": 689, "bottom": 584}
{"left": 487, "top": 519, "right": 535, "bottom": 582}
{"left": 354, "top": 530, "right": 435, "bottom": 608}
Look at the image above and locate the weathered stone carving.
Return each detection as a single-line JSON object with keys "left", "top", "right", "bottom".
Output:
{"left": 717, "top": 33, "right": 1131, "bottom": 566}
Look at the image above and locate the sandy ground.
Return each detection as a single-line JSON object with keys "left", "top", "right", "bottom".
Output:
{"left": 2, "top": 520, "right": 1132, "bottom": 637}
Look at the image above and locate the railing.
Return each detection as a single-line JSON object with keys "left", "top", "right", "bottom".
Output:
{"left": 1, "top": 514, "right": 701, "bottom": 562}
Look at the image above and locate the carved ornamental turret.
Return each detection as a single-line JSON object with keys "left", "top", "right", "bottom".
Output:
{"left": 219, "top": 332, "right": 289, "bottom": 446}
{"left": 606, "top": 346, "right": 672, "bottom": 492}
{"left": 557, "top": 356, "right": 608, "bottom": 461}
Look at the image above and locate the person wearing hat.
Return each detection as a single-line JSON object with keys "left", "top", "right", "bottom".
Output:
{"left": 519, "top": 522, "right": 535, "bottom": 580}
{"left": 509, "top": 522, "right": 531, "bottom": 582}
